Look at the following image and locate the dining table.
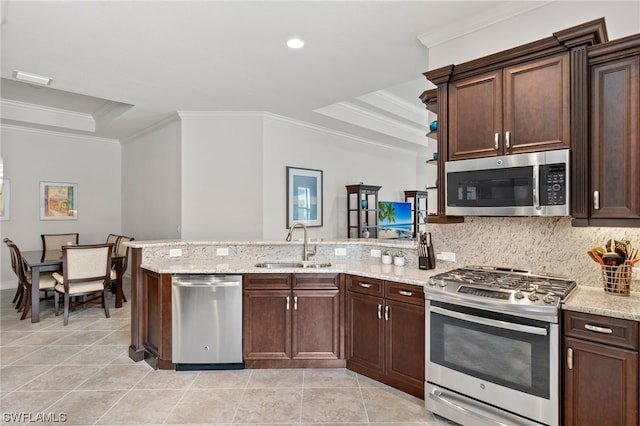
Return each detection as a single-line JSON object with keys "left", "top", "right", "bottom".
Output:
{"left": 21, "top": 249, "right": 125, "bottom": 323}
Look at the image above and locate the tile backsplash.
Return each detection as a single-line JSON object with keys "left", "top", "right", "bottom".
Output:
{"left": 428, "top": 216, "right": 640, "bottom": 288}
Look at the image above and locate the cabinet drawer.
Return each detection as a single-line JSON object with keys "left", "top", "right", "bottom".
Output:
{"left": 563, "top": 310, "right": 639, "bottom": 351}
{"left": 244, "top": 274, "right": 291, "bottom": 290}
{"left": 293, "top": 273, "right": 339, "bottom": 290}
{"left": 348, "top": 275, "right": 384, "bottom": 296}
{"left": 385, "top": 282, "right": 425, "bottom": 307}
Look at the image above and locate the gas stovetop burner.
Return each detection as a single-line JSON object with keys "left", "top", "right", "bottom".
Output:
{"left": 428, "top": 266, "right": 577, "bottom": 308}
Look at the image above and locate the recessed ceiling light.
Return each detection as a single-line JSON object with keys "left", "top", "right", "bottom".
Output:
{"left": 286, "top": 38, "right": 304, "bottom": 49}
{"left": 13, "top": 70, "right": 52, "bottom": 85}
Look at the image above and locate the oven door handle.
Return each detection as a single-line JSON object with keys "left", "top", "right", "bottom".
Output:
{"left": 429, "top": 388, "right": 512, "bottom": 426}
{"left": 430, "top": 306, "right": 548, "bottom": 336}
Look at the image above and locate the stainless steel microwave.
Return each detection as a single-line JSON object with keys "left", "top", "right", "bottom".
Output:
{"left": 445, "top": 149, "right": 570, "bottom": 216}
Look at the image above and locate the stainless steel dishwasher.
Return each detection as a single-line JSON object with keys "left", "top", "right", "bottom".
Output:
{"left": 171, "top": 274, "right": 244, "bottom": 370}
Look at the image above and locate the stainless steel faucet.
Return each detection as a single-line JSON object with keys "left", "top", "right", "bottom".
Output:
{"left": 285, "top": 222, "right": 316, "bottom": 261}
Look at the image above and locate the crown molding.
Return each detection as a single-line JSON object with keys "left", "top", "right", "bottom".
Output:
{"left": 171, "top": 110, "right": 424, "bottom": 154}
{"left": 121, "top": 112, "right": 181, "bottom": 143}
{"left": 314, "top": 101, "right": 426, "bottom": 145}
{"left": 262, "top": 112, "right": 424, "bottom": 155}
{"left": 417, "top": 1, "right": 553, "bottom": 48}
{"left": 177, "top": 111, "right": 266, "bottom": 120}
{"left": 356, "top": 89, "right": 427, "bottom": 126}
{"left": 0, "top": 98, "right": 95, "bottom": 132}
{"left": 0, "top": 123, "right": 119, "bottom": 144}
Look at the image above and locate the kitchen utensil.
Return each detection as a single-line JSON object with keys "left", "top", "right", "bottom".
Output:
{"left": 602, "top": 251, "right": 623, "bottom": 266}
{"left": 427, "top": 232, "right": 436, "bottom": 270}
{"left": 588, "top": 250, "right": 605, "bottom": 266}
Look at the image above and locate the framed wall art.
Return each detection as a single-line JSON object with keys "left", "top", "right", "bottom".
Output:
{"left": 286, "top": 166, "right": 322, "bottom": 228}
{"left": 40, "top": 181, "right": 78, "bottom": 220}
{"left": 0, "top": 179, "right": 10, "bottom": 221}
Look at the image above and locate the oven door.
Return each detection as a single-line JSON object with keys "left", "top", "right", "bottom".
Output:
{"left": 426, "top": 300, "right": 559, "bottom": 426}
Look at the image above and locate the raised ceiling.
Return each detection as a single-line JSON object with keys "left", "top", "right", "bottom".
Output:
{"left": 0, "top": 1, "right": 550, "bottom": 151}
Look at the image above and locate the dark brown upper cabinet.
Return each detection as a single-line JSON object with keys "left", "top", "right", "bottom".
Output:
{"left": 449, "top": 53, "right": 570, "bottom": 160}
{"left": 574, "top": 33, "right": 640, "bottom": 227}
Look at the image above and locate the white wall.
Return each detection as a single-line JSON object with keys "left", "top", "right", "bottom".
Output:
{"left": 262, "top": 115, "right": 421, "bottom": 240}
{"left": 0, "top": 125, "right": 121, "bottom": 287}
{"left": 121, "top": 116, "right": 181, "bottom": 241}
{"left": 179, "top": 113, "right": 264, "bottom": 240}
{"left": 428, "top": 1, "right": 640, "bottom": 69}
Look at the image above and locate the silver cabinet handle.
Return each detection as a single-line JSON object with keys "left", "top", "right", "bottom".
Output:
{"left": 294, "top": 296, "right": 298, "bottom": 311}
{"left": 359, "top": 283, "right": 373, "bottom": 288}
{"left": 505, "top": 131, "right": 510, "bottom": 149}
{"left": 494, "top": 133, "right": 499, "bottom": 150}
{"left": 286, "top": 296, "right": 290, "bottom": 310}
{"left": 567, "top": 347, "right": 573, "bottom": 370}
{"left": 593, "top": 190, "right": 600, "bottom": 210}
{"left": 398, "top": 290, "right": 413, "bottom": 297}
{"left": 384, "top": 305, "right": 390, "bottom": 321}
{"left": 584, "top": 323, "right": 612, "bottom": 334}
{"left": 377, "top": 304, "right": 382, "bottom": 320}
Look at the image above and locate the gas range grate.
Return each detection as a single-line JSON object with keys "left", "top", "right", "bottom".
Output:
{"left": 432, "top": 266, "right": 576, "bottom": 299}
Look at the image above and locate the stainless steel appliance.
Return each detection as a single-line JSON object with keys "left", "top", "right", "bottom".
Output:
{"left": 424, "top": 266, "right": 576, "bottom": 426}
{"left": 445, "top": 149, "right": 569, "bottom": 216}
{"left": 171, "top": 274, "right": 244, "bottom": 370}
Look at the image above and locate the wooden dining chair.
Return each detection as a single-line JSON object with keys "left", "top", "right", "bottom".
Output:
{"left": 109, "top": 236, "right": 134, "bottom": 301}
{"left": 52, "top": 243, "right": 113, "bottom": 326}
{"left": 4, "top": 238, "right": 57, "bottom": 320}
{"left": 4, "top": 238, "right": 24, "bottom": 308}
{"left": 106, "top": 234, "right": 120, "bottom": 254}
{"left": 41, "top": 233, "right": 79, "bottom": 253}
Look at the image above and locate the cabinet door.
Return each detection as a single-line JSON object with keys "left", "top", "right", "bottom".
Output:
{"left": 292, "top": 289, "right": 341, "bottom": 360}
{"left": 141, "top": 270, "right": 172, "bottom": 364}
{"left": 346, "top": 291, "right": 384, "bottom": 374}
{"left": 384, "top": 299, "right": 425, "bottom": 398}
{"left": 590, "top": 55, "right": 640, "bottom": 220}
{"left": 449, "top": 70, "right": 503, "bottom": 160}
{"left": 504, "top": 53, "right": 570, "bottom": 154}
{"left": 564, "top": 336, "right": 638, "bottom": 426}
{"left": 243, "top": 290, "right": 291, "bottom": 360}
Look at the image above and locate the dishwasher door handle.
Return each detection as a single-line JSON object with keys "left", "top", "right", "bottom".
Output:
{"left": 172, "top": 281, "right": 241, "bottom": 288}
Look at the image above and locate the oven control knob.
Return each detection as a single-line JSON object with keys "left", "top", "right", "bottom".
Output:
{"left": 543, "top": 292, "right": 556, "bottom": 304}
{"left": 528, "top": 292, "right": 539, "bottom": 302}
{"left": 514, "top": 290, "right": 525, "bottom": 299}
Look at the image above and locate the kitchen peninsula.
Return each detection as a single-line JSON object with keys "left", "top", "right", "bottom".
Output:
{"left": 126, "top": 238, "right": 442, "bottom": 397}
{"left": 127, "top": 238, "right": 640, "bottom": 419}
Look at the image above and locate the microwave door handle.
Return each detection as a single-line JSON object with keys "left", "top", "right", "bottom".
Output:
{"left": 532, "top": 164, "right": 541, "bottom": 211}
{"left": 430, "top": 306, "right": 548, "bottom": 336}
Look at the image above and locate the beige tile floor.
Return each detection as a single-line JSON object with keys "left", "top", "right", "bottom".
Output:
{"left": 0, "top": 279, "right": 456, "bottom": 425}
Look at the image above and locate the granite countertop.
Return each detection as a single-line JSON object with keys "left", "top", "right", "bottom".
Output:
{"left": 138, "top": 239, "right": 640, "bottom": 323}
{"left": 141, "top": 258, "right": 448, "bottom": 287}
{"left": 562, "top": 286, "right": 640, "bottom": 321}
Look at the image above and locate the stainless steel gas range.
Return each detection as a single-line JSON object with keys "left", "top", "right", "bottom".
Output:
{"left": 424, "top": 266, "right": 576, "bottom": 426}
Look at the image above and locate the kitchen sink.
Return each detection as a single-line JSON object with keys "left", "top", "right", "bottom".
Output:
{"left": 255, "top": 261, "right": 332, "bottom": 269}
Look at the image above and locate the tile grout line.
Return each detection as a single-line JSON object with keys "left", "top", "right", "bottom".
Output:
{"left": 160, "top": 367, "right": 201, "bottom": 425}
{"left": 355, "top": 373, "right": 372, "bottom": 425}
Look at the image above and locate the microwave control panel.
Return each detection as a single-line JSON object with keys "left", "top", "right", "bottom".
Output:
{"left": 540, "top": 164, "right": 566, "bottom": 206}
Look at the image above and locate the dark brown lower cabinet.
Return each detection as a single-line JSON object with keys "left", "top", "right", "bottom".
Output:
{"left": 346, "top": 275, "right": 425, "bottom": 398}
{"left": 141, "top": 269, "right": 173, "bottom": 369}
{"left": 243, "top": 273, "right": 345, "bottom": 368}
{"left": 563, "top": 310, "right": 639, "bottom": 425}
